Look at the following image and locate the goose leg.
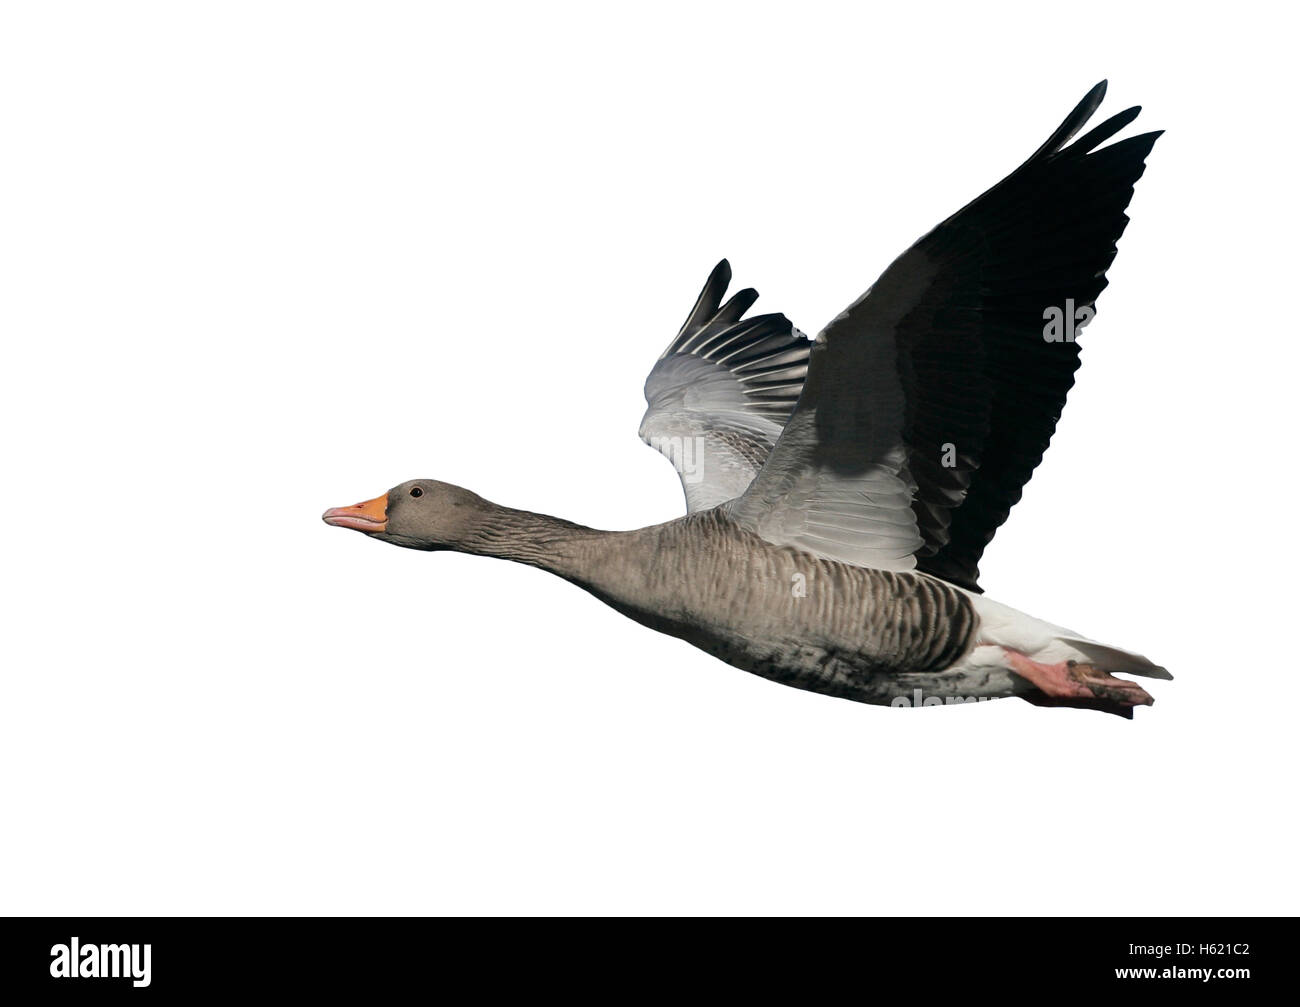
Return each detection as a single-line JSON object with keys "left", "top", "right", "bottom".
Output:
{"left": 1003, "top": 649, "right": 1154, "bottom": 707}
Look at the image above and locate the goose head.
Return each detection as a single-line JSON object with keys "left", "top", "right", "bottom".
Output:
{"left": 322, "top": 480, "right": 488, "bottom": 551}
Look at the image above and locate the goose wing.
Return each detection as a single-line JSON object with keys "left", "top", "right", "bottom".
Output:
{"left": 640, "top": 260, "right": 811, "bottom": 512}
{"left": 725, "top": 81, "right": 1162, "bottom": 588}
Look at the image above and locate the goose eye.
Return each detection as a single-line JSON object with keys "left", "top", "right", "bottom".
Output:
{"left": 410, "top": 487, "right": 423, "bottom": 498}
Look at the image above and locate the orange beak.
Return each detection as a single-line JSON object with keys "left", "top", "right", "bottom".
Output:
{"left": 322, "top": 493, "right": 388, "bottom": 532}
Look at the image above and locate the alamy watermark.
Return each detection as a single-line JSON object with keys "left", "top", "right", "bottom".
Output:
{"left": 648, "top": 435, "right": 705, "bottom": 484}
{"left": 891, "top": 688, "right": 993, "bottom": 708}
{"left": 50, "top": 937, "right": 151, "bottom": 987}
{"left": 1043, "top": 299, "right": 1094, "bottom": 342}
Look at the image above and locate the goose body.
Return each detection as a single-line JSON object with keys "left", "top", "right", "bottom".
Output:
{"left": 325, "top": 82, "right": 1169, "bottom": 716}
{"left": 482, "top": 508, "right": 980, "bottom": 701}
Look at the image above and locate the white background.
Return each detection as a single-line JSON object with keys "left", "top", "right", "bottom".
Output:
{"left": 3, "top": 2, "right": 1296, "bottom": 916}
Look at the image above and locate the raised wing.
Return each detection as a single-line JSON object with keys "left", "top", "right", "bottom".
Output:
{"left": 640, "top": 260, "right": 810, "bottom": 511}
{"left": 725, "top": 81, "right": 1162, "bottom": 588}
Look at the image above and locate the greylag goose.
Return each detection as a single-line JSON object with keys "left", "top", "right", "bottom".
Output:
{"left": 325, "top": 81, "right": 1168, "bottom": 716}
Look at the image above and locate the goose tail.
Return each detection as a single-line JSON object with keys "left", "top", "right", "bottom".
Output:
{"left": 966, "top": 592, "right": 1170, "bottom": 716}
{"left": 1055, "top": 636, "right": 1172, "bottom": 681}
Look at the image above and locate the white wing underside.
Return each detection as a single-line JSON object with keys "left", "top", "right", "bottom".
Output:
{"left": 639, "top": 261, "right": 810, "bottom": 514}
{"left": 723, "top": 408, "right": 924, "bottom": 570}
{"left": 641, "top": 356, "right": 790, "bottom": 512}
{"left": 722, "top": 288, "right": 927, "bottom": 571}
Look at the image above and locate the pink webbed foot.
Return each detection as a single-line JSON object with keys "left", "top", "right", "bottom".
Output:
{"left": 1003, "top": 649, "right": 1154, "bottom": 707}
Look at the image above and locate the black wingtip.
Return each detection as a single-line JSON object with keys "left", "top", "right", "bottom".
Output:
{"left": 1066, "top": 105, "right": 1143, "bottom": 156}
{"left": 1058, "top": 81, "right": 1108, "bottom": 146}
{"left": 727, "top": 286, "right": 760, "bottom": 308}
{"left": 1075, "top": 81, "right": 1108, "bottom": 120}
{"left": 1006, "top": 81, "right": 1114, "bottom": 180}
{"left": 702, "top": 258, "right": 731, "bottom": 294}
{"left": 714, "top": 287, "right": 760, "bottom": 326}
{"left": 672, "top": 259, "right": 734, "bottom": 345}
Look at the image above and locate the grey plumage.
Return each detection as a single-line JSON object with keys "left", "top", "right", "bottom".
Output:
{"left": 325, "top": 82, "right": 1169, "bottom": 716}
{"left": 445, "top": 500, "right": 987, "bottom": 705}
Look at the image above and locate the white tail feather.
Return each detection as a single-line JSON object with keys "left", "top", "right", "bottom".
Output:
{"left": 967, "top": 592, "right": 1171, "bottom": 681}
